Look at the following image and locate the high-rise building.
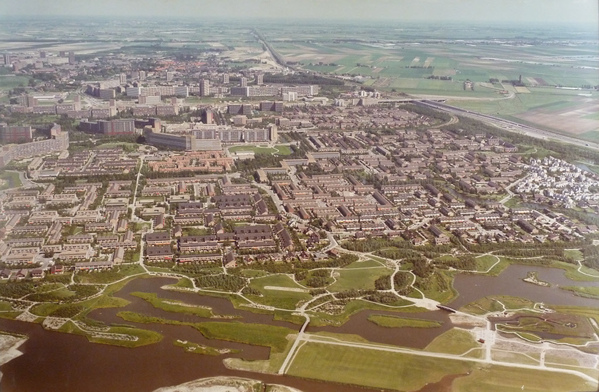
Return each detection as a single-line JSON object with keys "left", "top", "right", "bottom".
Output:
{"left": 166, "top": 71, "right": 175, "bottom": 82}
{"left": 256, "top": 73, "right": 264, "bottom": 85}
{"left": 282, "top": 92, "right": 298, "bottom": 101}
{"left": 202, "top": 110, "right": 214, "bottom": 125}
{"left": 174, "top": 86, "right": 189, "bottom": 98}
{"left": 68, "top": 52, "right": 76, "bottom": 65}
{"left": 200, "top": 79, "right": 210, "bottom": 97}
{"left": 98, "top": 89, "right": 116, "bottom": 100}
{"left": 126, "top": 87, "right": 142, "bottom": 97}
{"left": 119, "top": 73, "right": 127, "bottom": 85}
{"left": 139, "top": 70, "right": 146, "bottom": 81}
{"left": 269, "top": 124, "right": 278, "bottom": 142}
{"left": 73, "top": 95, "right": 82, "bottom": 111}
{"left": 139, "top": 95, "right": 161, "bottom": 105}
{"left": 144, "top": 129, "right": 197, "bottom": 151}
{"left": 26, "top": 95, "right": 38, "bottom": 108}
{"left": 79, "top": 119, "right": 135, "bottom": 136}
{"left": 240, "top": 77, "right": 247, "bottom": 87}
{"left": 0, "top": 123, "right": 33, "bottom": 144}
{"left": 2, "top": 53, "right": 10, "bottom": 65}
{"left": 0, "top": 124, "right": 68, "bottom": 168}
{"left": 40, "top": 51, "right": 46, "bottom": 59}
{"left": 222, "top": 74, "right": 229, "bottom": 84}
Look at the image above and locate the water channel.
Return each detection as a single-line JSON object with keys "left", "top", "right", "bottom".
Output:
{"left": 1, "top": 263, "right": 597, "bottom": 391}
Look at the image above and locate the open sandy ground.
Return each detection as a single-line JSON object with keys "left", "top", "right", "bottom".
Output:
{"left": 154, "top": 376, "right": 303, "bottom": 392}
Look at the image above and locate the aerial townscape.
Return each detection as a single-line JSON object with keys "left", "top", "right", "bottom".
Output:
{"left": 0, "top": 1, "right": 598, "bottom": 391}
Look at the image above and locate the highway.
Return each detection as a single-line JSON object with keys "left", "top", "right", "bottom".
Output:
{"left": 417, "top": 100, "right": 599, "bottom": 152}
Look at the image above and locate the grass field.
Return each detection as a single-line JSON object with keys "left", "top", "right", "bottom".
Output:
{"left": 195, "top": 321, "right": 293, "bottom": 353}
{"left": 287, "top": 342, "right": 472, "bottom": 391}
{"left": 130, "top": 292, "right": 225, "bottom": 318}
{"left": 460, "top": 295, "right": 535, "bottom": 315}
{"left": 0, "top": 171, "right": 22, "bottom": 190}
{"left": 328, "top": 265, "right": 392, "bottom": 292}
{"left": 247, "top": 274, "right": 311, "bottom": 310}
{"left": 344, "top": 258, "right": 386, "bottom": 269}
{"left": 309, "top": 298, "right": 424, "bottom": 327}
{"left": 58, "top": 319, "right": 162, "bottom": 348}
{"left": 0, "top": 75, "right": 29, "bottom": 90}
{"left": 424, "top": 328, "right": 479, "bottom": 355}
{"left": 561, "top": 286, "right": 599, "bottom": 300}
{"left": 368, "top": 314, "right": 442, "bottom": 329}
{"left": 475, "top": 255, "right": 501, "bottom": 273}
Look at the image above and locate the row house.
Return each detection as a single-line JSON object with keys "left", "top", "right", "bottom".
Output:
{"left": 145, "top": 232, "right": 171, "bottom": 246}
{"left": 67, "top": 234, "right": 94, "bottom": 244}
{"left": 85, "top": 222, "right": 113, "bottom": 233}
{"left": 11, "top": 225, "right": 48, "bottom": 236}
{"left": 178, "top": 253, "right": 222, "bottom": 263}
{"left": 75, "top": 260, "right": 113, "bottom": 271}
{"left": 73, "top": 210, "right": 103, "bottom": 224}
{"left": 6, "top": 237, "right": 45, "bottom": 247}
{"left": 59, "top": 244, "right": 94, "bottom": 260}
{"left": 146, "top": 245, "right": 174, "bottom": 262}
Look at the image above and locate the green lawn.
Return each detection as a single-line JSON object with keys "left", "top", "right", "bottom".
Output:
{"left": 250, "top": 274, "right": 305, "bottom": 289}
{"left": 58, "top": 320, "right": 162, "bottom": 348}
{"left": 247, "top": 274, "right": 311, "bottom": 310}
{"left": 424, "top": 328, "right": 479, "bottom": 355}
{"left": 344, "top": 258, "right": 386, "bottom": 269}
{"left": 0, "top": 171, "right": 22, "bottom": 191}
{"left": 475, "top": 255, "right": 500, "bottom": 273}
{"left": 287, "top": 342, "right": 472, "bottom": 391}
{"left": 0, "top": 75, "right": 29, "bottom": 90}
{"left": 561, "top": 286, "right": 599, "bottom": 300}
{"left": 328, "top": 266, "right": 392, "bottom": 292}
{"left": 460, "top": 295, "right": 535, "bottom": 315}
{"left": 309, "top": 299, "right": 424, "bottom": 327}
{"left": 130, "top": 292, "right": 228, "bottom": 318}
{"left": 564, "top": 249, "right": 584, "bottom": 261}
{"left": 368, "top": 314, "right": 442, "bottom": 329}
{"left": 195, "top": 321, "right": 294, "bottom": 353}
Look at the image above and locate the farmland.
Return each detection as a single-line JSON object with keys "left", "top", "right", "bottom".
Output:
{"left": 263, "top": 23, "right": 599, "bottom": 140}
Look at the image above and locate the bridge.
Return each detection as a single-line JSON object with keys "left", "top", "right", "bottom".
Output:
{"left": 436, "top": 304, "right": 457, "bottom": 313}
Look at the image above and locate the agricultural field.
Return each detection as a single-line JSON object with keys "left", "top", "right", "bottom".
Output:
{"left": 265, "top": 24, "right": 599, "bottom": 139}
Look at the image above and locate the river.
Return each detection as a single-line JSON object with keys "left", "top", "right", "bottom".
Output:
{"left": 1, "top": 263, "right": 598, "bottom": 391}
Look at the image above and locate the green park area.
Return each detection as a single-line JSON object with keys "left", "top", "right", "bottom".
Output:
{"left": 424, "top": 328, "right": 479, "bottom": 355}
{"left": 0, "top": 171, "right": 22, "bottom": 190}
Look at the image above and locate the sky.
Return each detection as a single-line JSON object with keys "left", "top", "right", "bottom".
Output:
{"left": 1, "top": 0, "right": 598, "bottom": 25}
